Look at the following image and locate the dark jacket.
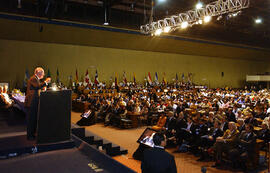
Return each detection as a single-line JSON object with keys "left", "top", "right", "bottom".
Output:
{"left": 24, "top": 75, "right": 47, "bottom": 107}
{"left": 141, "top": 147, "right": 177, "bottom": 173}
{"left": 237, "top": 130, "right": 257, "bottom": 153}
{"left": 210, "top": 128, "right": 224, "bottom": 141}
{"left": 258, "top": 128, "right": 270, "bottom": 143}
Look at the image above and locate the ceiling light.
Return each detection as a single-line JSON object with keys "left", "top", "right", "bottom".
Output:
{"left": 155, "top": 29, "right": 163, "bottom": 36}
{"left": 158, "top": 0, "right": 166, "bottom": 3}
{"left": 196, "top": 2, "right": 203, "bottom": 9}
{"left": 181, "top": 21, "right": 188, "bottom": 29}
{"left": 255, "top": 18, "right": 262, "bottom": 24}
{"left": 163, "top": 26, "right": 171, "bottom": 33}
{"left": 217, "top": 16, "right": 222, "bottom": 21}
{"left": 204, "top": 16, "right": 211, "bottom": 23}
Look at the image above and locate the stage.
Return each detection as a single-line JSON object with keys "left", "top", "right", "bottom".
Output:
{"left": 0, "top": 109, "right": 135, "bottom": 173}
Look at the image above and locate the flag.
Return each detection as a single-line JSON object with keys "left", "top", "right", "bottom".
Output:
{"left": 154, "top": 72, "right": 159, "bottom": 84}
{"left": 162, "top": 72, "right": 167, "bottom": 85}
{"left": 123, "top": 71, "right": 127, "bottom": 84}
{"left": 84, "top": 69, "right": 90, "bottom": 86}
{"left": 23, "top": 69, "right": 30, "bottom": 88}
{"left": 94, "top": 70, "right": 99, "bottom": 85}
{"left": 115, "top": 72, "right": 118, "bottom": 87}
{"left": 68, "top": 75, "right": 72, "bottom": 89}
{"left": 56, "top": 68, "right": 60, "bottom": 84}
{"left": 75, "top": 69, "right": 79, "bottom": 84}
{"left": 147, "top": 72, "right": 152, "bottom": 85}
{"left": 188, "top": 73, "right": 192, "bottom": 83}
{"left": 133, "top": 72, "right": 136, "bottom": 84}
{"left": 176, "top": 73, "right": 178, "bottom": 81}
{"left": 47, "top": 69, "right": 51, "bottom": 78}
{"left": 182, "top": 73, "right": 185, "bottom": 81}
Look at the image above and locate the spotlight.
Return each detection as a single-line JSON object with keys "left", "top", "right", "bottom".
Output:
{"left": 158, "top": 0, "right": 166, "bottom": 3}
{"left": 255, "top": 18, "right": 262, "bottom": 24}
{"left": 217, "top": 16, "right": 222, "bottom": 21}
{"left": 204, "top": 16, "right": 211, "bottom": 23}
{"left": 155, "top": 28, "right": 163, "bottom": 36}
{"left": 163, "top": 26, "right": 171, "bottom": 33}
{"left": 198, "top": 19, "right": 203, "bottom": 24}
{"left": 196, "top": 2, "right": 203, "bottom": 9}
{"left": 103, "top": 22, "right": 109, "bottom": 26}
{"left": 232, "top": 13, "right": 237, "bottom": 17}
{"left": 181, "top": 21, "right": 188, "bottom": 29}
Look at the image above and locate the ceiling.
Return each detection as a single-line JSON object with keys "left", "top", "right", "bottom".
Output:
{"left": 0, "top": 0, "right": 269, "bottom": 49}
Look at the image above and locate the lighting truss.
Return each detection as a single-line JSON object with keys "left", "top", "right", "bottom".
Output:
{"left": 140, "top": 0, "right": 250, "bottom": 34}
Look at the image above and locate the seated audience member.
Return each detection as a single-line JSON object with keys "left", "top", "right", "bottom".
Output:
{"left": 0, "top": 85, "right": 13, "bottom": 108}
{"left": 212, "top": 122, "right": 239, "bottom": 167}
{"left": 229, "top": 123, "right": 257, "bottom": 170}
{"left": 257, "top": 122, "right": 270, "bottom": 147}
{"left": 191, "top": 118, "right": 208, "bottom": 154}
{"left": 237, "top": 119, "right": 245, "bottom": 133}
{"left": 254, "top": 108, "right": 266, "bottom": 119}
{"left": 152, "top": 113, "right": 167, "bottom": 131}
{"left": 133, "top": 102, "right": 142, "bottom": 115}
{"left": 197, "top": 120, "right": 223, "bottom": 161}
{"left": 226, "top": 108, "right": 236, "bottom": 122}
{"left": 141, "top": 132, "right": 177, "bottom": 173}
{"left": 235, "top": 109, "right": 243, "bottom": 120}
{"left": 244, "top": 112, "right": 258, "bottom": 127}
{"left": 164, "top": 111, "right": 177, "bottom": 146}
{"left": 139, "top": 104, "right": 149, "bottom": 125}
{"left": 175, "top": 112, "right": 187, "bottom": 148}
{"left": 262, "top": 115, "right": 270, "bottom": 129}
{"left": 220, "top": 115, "right": 229, "bottom": 132}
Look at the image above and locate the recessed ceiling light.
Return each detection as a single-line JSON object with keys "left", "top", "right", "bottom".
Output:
{"left": 181, "top": 21, "right": 188, "bottom": 29}
{"left": 204, "top": 16, "right": 211, "bottom": 23}
{"left": 196, "top": 2, "right": 203, "bottom": 9}
{"left": 255, "top": 18, "right": 262, "bottom": 24}
{"left": 163, "top": 26, "right": 171, "bottom": 33}
{"left": 155, "top": 29, "right": 163, "bottom": 36}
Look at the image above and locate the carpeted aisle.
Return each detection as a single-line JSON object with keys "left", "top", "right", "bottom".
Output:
{"left": 71, "top": 112, "right": 266, "bottom": 173}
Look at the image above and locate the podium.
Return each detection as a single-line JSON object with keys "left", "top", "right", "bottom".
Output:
{"left": 37, "top": 90, "right": 72, "bottom": 144}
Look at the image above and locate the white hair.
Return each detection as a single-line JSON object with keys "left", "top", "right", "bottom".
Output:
{"left": 34, "top": 67, "right": 44, "bottom": 75}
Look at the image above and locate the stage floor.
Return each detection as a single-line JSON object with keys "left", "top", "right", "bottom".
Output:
{"left": 0, "top": 148, "right": 110, "bottom": 173}
{"left": 71, "top": 111, "right": 268, "bottom": 173}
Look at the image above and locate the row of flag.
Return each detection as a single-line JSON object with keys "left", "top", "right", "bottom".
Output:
{"left": 23, "top": 68, "right": 193, "bottom": 88}
{"left": 79, "top": 69, "right": 99, "bottom": 86}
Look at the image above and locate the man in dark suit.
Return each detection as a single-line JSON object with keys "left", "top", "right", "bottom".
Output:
{"left": 25, "top": 67, "right": 51, "bottom": 140}
{"left": 197, "top": 120, "right": 223, "bottom": 161}
{"left": 229, "top": 123, "right": 257, "bottom": 170}
{"left": 141, "top": 132, "right": 177, "bottom": 173}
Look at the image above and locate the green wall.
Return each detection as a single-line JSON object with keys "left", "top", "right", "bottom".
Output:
{"left": 0, "top": 14, "right": 269, "bottom": 88}
{"left": 0, "top": 39, "right": 268, "bottom": 88}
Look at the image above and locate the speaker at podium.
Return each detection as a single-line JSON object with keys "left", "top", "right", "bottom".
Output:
{"left": 37, "top": 89, "right": 72, "bottom": 144}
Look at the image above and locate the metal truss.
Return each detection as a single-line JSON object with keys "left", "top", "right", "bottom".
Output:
{"left": 140, "top": 0, "right": 250, "bottom": 34}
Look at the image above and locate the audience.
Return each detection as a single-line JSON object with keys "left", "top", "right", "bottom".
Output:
{"left": 70, "top": 82, "right": 270, "bottom": 171}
